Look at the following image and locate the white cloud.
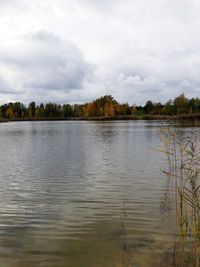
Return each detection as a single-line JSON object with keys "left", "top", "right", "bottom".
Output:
{"left": 0, "top": 0, "right": 199, "bottom": 104}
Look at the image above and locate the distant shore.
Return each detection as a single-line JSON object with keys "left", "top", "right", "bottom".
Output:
{"left": 1, "top": 113, "right": 200, "bottom": 123}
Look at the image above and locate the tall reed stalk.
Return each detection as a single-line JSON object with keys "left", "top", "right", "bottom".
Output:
{"left": 159, "top": 126, "right": 200, "bottom": 267}
{"left": 121, "top": 199, "right": 128, "bottom": 267}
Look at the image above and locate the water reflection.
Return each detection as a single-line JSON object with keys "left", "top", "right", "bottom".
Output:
{"left": 0, "top": 121, "right": 198, "bottom": 266}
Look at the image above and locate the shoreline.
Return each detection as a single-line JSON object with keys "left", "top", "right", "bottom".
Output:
{"left": 0, "top": 113, "right": 200, "bottom": 123}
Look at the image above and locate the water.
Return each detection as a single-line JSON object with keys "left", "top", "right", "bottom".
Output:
{"left": 0, "top": 120, "right": 196, "bottom": 267}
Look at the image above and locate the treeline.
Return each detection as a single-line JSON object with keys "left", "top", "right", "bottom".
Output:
{"left": 0, "top": 93, "right": 200, "bottom": 120}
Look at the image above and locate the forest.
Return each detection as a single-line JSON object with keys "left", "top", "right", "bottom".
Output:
{"left": 0, "top": 93, "right": 200, "bottom": 120}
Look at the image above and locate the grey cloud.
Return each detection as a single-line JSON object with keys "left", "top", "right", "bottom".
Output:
{"left": 0, "top": 0, "right": 25, "bottom": 10}
{"left": 0, "top": 0, "right": 20, "bottom": 7}
{"left": 75, "top": 0, "right": 118, "bottom": 9}
{"left": 24, "top": 30, "right": 61, "bottom": 43}
{"left": 0, "top": 31, "right": 92, "bottom": 95}
{"left": 0, "top": 77, "right": 22, "bottom": 95}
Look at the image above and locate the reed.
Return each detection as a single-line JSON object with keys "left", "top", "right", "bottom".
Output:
{"left": 159, "top": 126, "right": 200, "bottom": 267}
{"left": 121, "top": 199, "right": 128, "bottom": 267}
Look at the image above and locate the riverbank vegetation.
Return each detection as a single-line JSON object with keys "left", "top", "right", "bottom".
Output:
{"left": 160, "top": 127, "right": 200, "bottom": 266}
{"left": 0, "top": 93, "right": 200, "bottom": 121}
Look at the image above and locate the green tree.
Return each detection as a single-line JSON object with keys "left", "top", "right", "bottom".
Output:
{"left": 144, "top": 101, "right": 154, "bottom": 114}
{"left": 28, "top": 102, "right": 36, "bottom": 118}
{"left": 63, "top": 104, "right": 72, "bottom": 118}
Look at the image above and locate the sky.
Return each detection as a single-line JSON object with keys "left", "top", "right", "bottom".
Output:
{"left": 0, "top": 0, "right": 200, "bottom": 105}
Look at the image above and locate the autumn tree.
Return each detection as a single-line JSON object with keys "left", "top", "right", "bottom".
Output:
{"left": 131, "top": 105, "right": 137, "bottom": 114}
{"left": 174, "top": 93, "right": 188, "bottom": 114}
{"left": 5, "top": 105, "right": 14, "bottom": 119}
{"left": 0, "top": 93, "right": 199, "bottom": 120}
{"left": 85, "top": 102, "right": 96, "bottom": 117}
{"left": 119, "top": 103, "right": 131, "bottom": 116}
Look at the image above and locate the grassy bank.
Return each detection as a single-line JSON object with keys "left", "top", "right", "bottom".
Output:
{"left": 0, "top": 113, "right": 200, "bottom": 122}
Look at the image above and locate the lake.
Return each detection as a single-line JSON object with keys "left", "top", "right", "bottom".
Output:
{"left": 0, "top": 120, "right": 197, "bottom": 267}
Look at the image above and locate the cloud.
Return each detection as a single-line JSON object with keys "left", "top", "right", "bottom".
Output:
{"left": 0, "top": 0, "right": 21, "bottom": 7}
{"left": 24, "top": 30, "right": 61, "bottom": 43}
{"left": 0, "top": 30, "right": 92, "bottom": 103}
{"left": 0, "top": 0, "right": 200, "bottom": 104}
{"left": 0, "top": 77, "right": 23, "bottom": 95}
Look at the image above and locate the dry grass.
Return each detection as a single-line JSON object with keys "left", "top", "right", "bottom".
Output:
{"left": 159, "top": 126, "right": 200, "bottom": 267}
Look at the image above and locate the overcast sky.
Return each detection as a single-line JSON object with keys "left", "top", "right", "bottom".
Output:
{"left": 0, "top": 0, "right": 200, "bottom": 105}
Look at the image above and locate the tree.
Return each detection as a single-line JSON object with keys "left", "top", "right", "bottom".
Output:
{"left": 28, "top": 102, "right": 36, "bottom": 118}
{"left": 104, "top": 102, "right": 110, "bottom": 116}
{"left": 38, "top": 103, "right": 45, "bottom": 118}
{"left": 5, "top": 105, "right": 14, "bottom": 119}
{"left": 174, "top": 93, "right": 188, "bottom": 114}
{"left": 85, "top": 103, "right": 96, "bottom": 117}
{"left": 153, "top": 102, "right": 163, "bottom": 115}
{"left": 131, "top": 105, "right": 137, "bottom": 114}
{"left": 144, "top": 101, "right": 154, "bottom": 114}
{"left": 188, "top": 98, "right": 196, "bottom": 114}
{"left": 163, "top": 100, "right": 175, "bottom": 115}
{"left": 63, "top": 104, "right": 72, "bottom": 118}
{"left": 119, "top": 103, "right": 131, "bottom": 116}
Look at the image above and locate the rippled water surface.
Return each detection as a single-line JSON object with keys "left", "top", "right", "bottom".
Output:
{"left": 0, "top": 120, "right": 196, "bottom": 267}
